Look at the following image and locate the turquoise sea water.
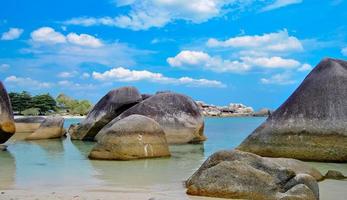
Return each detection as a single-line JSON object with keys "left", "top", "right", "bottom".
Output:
{"left": 0, "top": 117, "right": 346, "bottom": 199}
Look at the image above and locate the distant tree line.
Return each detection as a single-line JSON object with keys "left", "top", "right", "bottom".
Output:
{"left": 8, "top": 91, "right": 93, "bottom": 116}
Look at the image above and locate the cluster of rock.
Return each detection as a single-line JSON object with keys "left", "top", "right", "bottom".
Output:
{"left": 69, "top": 87, "right": 206, "bottom": 160}
{"left": 187, "top": 58, "right": 347, "bottom": 199}
{"left": 14, "top": 116, "right": 65, "bottom": 140}
{"left": 196, "top": 101, "right": 270, "bottom": 117}
{"left": 187, "top": 150, "right": 320, "bottom": 200}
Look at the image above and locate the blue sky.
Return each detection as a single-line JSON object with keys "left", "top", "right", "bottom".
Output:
{"left": 0, "top": 0, "right": 346, "bottom": 110}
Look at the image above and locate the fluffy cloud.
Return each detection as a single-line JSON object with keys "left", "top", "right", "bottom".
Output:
{"left": 92, "top": 67, "right": 226, "bottom": 88}
{"left": 261, "top": 0, "right": 303, "bottom": 12}
{"left": 30, "top": 27, "right": 103, "bottom": 48}
{"left": 5, "top": 76, "right": 52, "bottom": 89}
{"left": 67, "top": 33, "right": 103, "bottom": 47}
{"left": 57, "top": 71, "right": 78, "bottom": 78}
{"left": 342, "top": 47, "right": 347, "bottom": 56}
{"left": 297, "top": 63, "right": 312, "bottom": 72}
{"left": 1, "top": 28, "right": 24, "bottom": 40}
{"left": 167, "top": 50, "right": 302, "bottom": 72}
{"left": 260, "top": 73, "right": 296, "bottom": 85}
{"left": 241, "top": 56, "right": 300, "bottom": 69}
{"left": 31, "top": 27, "right": 66, "bottom": 44}
{"left": 64, "top": 0, "right": 256, "bottom": 30}
{"left": 207, "top": 30, "right": 303, "bottom": 53}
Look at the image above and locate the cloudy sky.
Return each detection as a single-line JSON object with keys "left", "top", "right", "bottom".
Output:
{"left": 0, "top": 0, "right": 346, "bottom": 109}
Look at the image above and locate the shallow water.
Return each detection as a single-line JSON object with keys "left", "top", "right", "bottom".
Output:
{"left": 0, "top": 117, "right": 347, "bottom": 199}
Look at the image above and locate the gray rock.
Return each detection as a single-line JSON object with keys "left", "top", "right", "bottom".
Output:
{"left": 141, "top": 94, "right": 152, "bottom": 100}
{"left": 104, "top": 92, "right": 205, "bottom": 144}
{"left": 186, "top": 150, "right": 318, "bottom": 200}
{"left": 15, "top": 116, "right": 45, "bottom": 133}
{"left": 25, "top": 116, "right": 65, "bottom": 140}
{"left": 238, "top": 58, "right": 347, "bottom": 162}
{"left": 90, "top": 114, "right": 170, "bottom": 160}
{"left": 69, "top": 86, "right": 142, "bottom": 140}
{"left": 324, "top": 170, "right": 346, "bottom": 180}
{"left": 0, "top": 81, "right": 15, "bottom": 144}
{"left": 265, "top": 157, "right": 324, "bottom": 181}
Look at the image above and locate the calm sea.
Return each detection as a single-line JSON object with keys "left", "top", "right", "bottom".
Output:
{"left": 0, "top": 117, "right": 346, "bottom": 199}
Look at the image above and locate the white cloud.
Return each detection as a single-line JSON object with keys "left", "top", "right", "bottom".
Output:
{"left": 67, "top": 33, "right": 103, "bottom": 48}
{"left": 5, "top": 76, "right": 52, "bottom": 89}
{"left": 92, "top": 67, "right": 226, "bottom": 88}
{"left": 261, "top": 0, "right": 303, "bottom": 12}
{"left": 241, "top": 56, "right": 300, "bottom": 69}
{"left": 207, "top": 30, "right": 303, "bottom": 52}
{"left": 342, "top": 47, "right": 347, "bottom": 56}
{"left": 81, "top": 72, "right": 90, "bottom": 79}
{"left": 297, "top": 63, "right": 312, "bottom": 72}
{"left": 64, "top": 0, "right": 255, "bottom": 30}
{"left": 31, "top": 27, "right": 66, "bottom": 44}
{"left": 0, "top": 64, "right": 10, "bottom": 72}
{"left": 58, "top": 80, "right": 96, "bottom": 90}
{"left": 167, "top": 50, "right": 302, "bottom": 72}
{"left": 1, "top": 28, "right": 24, "bottom": 40}
{"left": 57, "top": 71, "right": 78, "bottom": 78}
{"left": 30, "top": 27, "right": 103, "bottom": 48}
{"left": 260, "top": 73, "right": 296, "bottom": 85}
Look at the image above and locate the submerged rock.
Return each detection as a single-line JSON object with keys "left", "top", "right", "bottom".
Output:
{"left": 15, "top": 116, "right": 46, "bottom": 133}
{"left": 324, "top": 170, "right": 346, "bottom": 180}
{"left": 90, "top": 114, "right": 170, "bottom": 160}
{"left": 238, "top": 58, "right": 347, "bottom": 162}
{"left": 69, "top": 86, "right": 142, "bottom": 141}
{"left": 108, "top": 92, "right": 205, "bottom": 144}
{"left": 186, "top": 150, "right": 319, "bottom": 200}
{"left": 25, "top": 116, "right": 64, "bottom": 140}
{"left": 0, "top": 82, "right": 15, "bottom": 144}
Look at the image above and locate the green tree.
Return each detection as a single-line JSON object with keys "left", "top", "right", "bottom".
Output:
{"left": 56, "top": 93, "right": 92, "bottom": 115}
{"left": 32, "top": 93, "right": 56, "bottom": 114}
{"left": 8, "top": 91, "right": 33, "bottom": 114}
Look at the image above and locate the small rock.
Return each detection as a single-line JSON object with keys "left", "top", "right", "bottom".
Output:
{"left": 324, "top": 170, "right": 346, "bottom": 180}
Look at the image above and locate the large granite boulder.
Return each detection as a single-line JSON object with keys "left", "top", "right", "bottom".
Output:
{"left": 69, "top": 86, "right": 142, "bottom": 140}
{"left": 186, "top": 150, "right": 319, "bottom": 200}
{"left": 15, "top": 116, "right": 45, "bottom": 133}
{"left": 25, "top": 116, "right": 65, "bottom": 140}
{"left": 0, "top": 82, "right": 15, "bottom": 144}
{"left": 90, "top": 114, "right": 170, "bottom": 160}
{"left": 238, "top": 58, "right": 347, "bottom": 162}
{"left": 107, "top": 92, "right": 205, "bottom": 144}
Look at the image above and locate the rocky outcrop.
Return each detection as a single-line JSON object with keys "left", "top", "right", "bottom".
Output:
{"left": 253, "top": 108, "right": 272, "bottom": 117}
{"left": 238, "top": 58, "right": 347, "bottom": 162}
{"left": 109, "top": 92, "right": 205, "bottom": 144}
{"left": 15, "top": 116, "right": 45, "bottom": 133}
{"left": 186, "top": 150, "right": 319, "bottom": 200}
{"left": 25, "top": 116, "right": 64, "bottom": 140}
{"left": 69, "top": 86, "right": 142, "bottom": 141}
{"left": 196, "top": 101, "right": 260, "bottom": 117}
{"left": 0, "top": 82, "right": 15, "bottom": 144}
{"left": 90, "top": 115, "right": 170, "bottom": 160}
{"left": 324, "top": 170, "right": 346, "bottom": 180}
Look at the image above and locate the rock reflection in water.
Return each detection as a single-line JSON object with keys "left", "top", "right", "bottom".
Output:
{"left": 88, "top": 144, "right": 205, "bottom": 189}
{"left": 0, "top": 150, "right": 15, "bottom": 189}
